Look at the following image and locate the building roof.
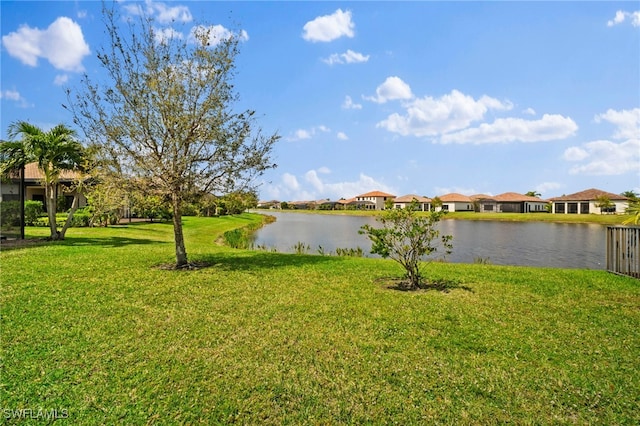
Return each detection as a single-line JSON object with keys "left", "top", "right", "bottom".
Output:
{"left": 12, "top": 162, "right": 81, "bottom": 181}
{"left": 470, "top": 193, "right": 495, "bottom": 201}
{"left": 494, "top": 192, "right": 548, "bottom": 203}
{"left": 394, "top": 194, "right": 431, "bottom": 203}
{"left": 549, "top": 188, "right": 629, "bottom": 202}
{"left": 438, "top": 193, "right": 472, "bottom": 202}
{"left": 356, "top": 190, "right": 396, "bottom": 198}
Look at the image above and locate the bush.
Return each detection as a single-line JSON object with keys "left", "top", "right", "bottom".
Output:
{"left": 24, "top": 200, "right": 44, "bottom": 225}
{"left": 1, "top": 201, "right": 21, "bottom": 227}
{"left": 360, "top": 201, "right": 453, "bottom": 290}
{"left": 70, "top": 208, "right": 91, "bottom": 227}
{"left": 223, "top": 228, "right": 252, "bottom": 249}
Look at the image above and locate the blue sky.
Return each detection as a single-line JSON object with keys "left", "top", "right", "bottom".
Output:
{"left": 1, "top": 1, "right": 639, "bottom": 201}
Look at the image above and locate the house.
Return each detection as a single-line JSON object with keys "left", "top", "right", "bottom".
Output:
{"left": 437, "top": 193, "right": 474, "bottom": 212}
{"left": 354, "top": 191, "right": 396, "bottom": 210}
{"left": 468, "top": 192, "right": 549, "bottom": 213}
{"left": 0, "top": 162, "right": 87, "bottom": 211}
{"left": 470, "top": 194, "right": 497, "bottom": 212}
{"left": 337, "top": 197, "right": 374, "bottom": 210}
{"left": 393, "top": 194, "right": 432, "bottom": 211}
{"left": 257, "top": 200, "right": 281, "bottom": 209}
{"left": 549, "top": 188, "right": 630, "bottom": 214}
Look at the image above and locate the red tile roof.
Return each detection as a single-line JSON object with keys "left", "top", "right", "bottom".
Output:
{"left": 394, "top": 194, "right": 431, "bottom": 203}
{"left": 356, "top": 191, "right": 396, "bottom": 198}
{"left": 12, "top": 162, "right": 82, "bottom": 181}
{"left": 438, "top": 193, "right": 472, "bottom": 202}
{"left": 470, "top": 194, "right": 495, "bottom": 201}
{"left": 549, "top": 188, "right": 628, "bottom": 202}
{"left": 494, "top": 192, "right": 547, "bottom": 203}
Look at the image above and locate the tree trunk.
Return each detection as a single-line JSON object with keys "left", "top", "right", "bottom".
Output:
{"left": 59, "top": 194, "right": 79, "bottom": 239}
{"left": 172, "top": 193, "right": 188, "bottom": 268}
{"left": 46, "top": 183, "right": 60, "bottom": 239}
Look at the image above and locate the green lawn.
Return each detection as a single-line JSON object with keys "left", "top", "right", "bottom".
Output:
{"left": 1, "top": 215, "right": 639, "bottom": 424}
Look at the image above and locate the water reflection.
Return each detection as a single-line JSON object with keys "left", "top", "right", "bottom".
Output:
{"left": 251, "top": 212, "right": 606, "bottom": 269}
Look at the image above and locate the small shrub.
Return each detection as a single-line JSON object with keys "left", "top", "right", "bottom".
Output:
{"left": 1, "top": 201, "right": 21, "bottom": 227}
{"left": 223, "top": 228, "right": 252, "bottom": 249}
{"left": 24, "top": 200, "right": 44, "bottom": 226}
{"left": 335, "top": 247, "right": 364, "bottom": 257}
{"left": 292, "top": 242, "right": 310, "bottom": 254}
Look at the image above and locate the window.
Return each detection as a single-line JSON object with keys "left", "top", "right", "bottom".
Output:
{"left": 568, "top": 203, "right": 578, "bottom": 214}
{"left": 580, "top": 203, "right": 590, "bottom": 214}
{"left": 601, "top": 205, "right": 616, "bottom": 213}
{"left": 555, "top": 203, "right": 565, "bottom": 214}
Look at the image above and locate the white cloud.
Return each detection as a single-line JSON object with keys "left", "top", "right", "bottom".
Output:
{"left": 0, "top": 89, "right": 31, "bottom": 108}
{"left": 523, "top": 107, "right": 536, "bottom": 116}
{"left": 535, "top": 182, "right": 563, "bottom": 196}
{"left": 292, "top": 129, "right": 311, "bottom": 141}
{"left": 365, "top": 76, "right": 413, "bottom": 104}
{"left": 265, "top": 169, "right": 394, "bottom": 201}
{"left": 54, "top": 74, "right": 69, "bottom": 86}
{"left": 337, "top": 132, "right": 349, "bottom": 141}
{"left": 595, "top": 108, "right": 640, "bottom": 139}
{"left": 434, "top": 186, "right": 478, "bottom": 196}
{"left": 302, "top": 9, "right": 355, "bottom": 42}
{"left": 323, "top": 49, "right": 369, "bottom": 65}
{"left": 563, "top": 146, "right": 590, "bottom": 162}
{"left": 282, "top": 173, "right": 300, "bottom": 191}
{"left": 377, "top": 89, "right": 512, "bottom": 137}
{"left": 287, "top": 125, "right": 331, "bottom": 141}
{"left": 439, "top": 114, "right": 578, "bottom": 144}
{"left": 566, "top": 139, "right": 640, "bottom": 175}
{"left": 564, "top": 107, "right": 640, "bottom": 176}
{"left": 154, "top": 27, "right": 184, "bottom": 44}
{"left": 607, "top": 10, "right": 640, "bottom": 27}
{"left": 189, "top": 25, "right": 249, "bottom": 46}
{"left": 123, "top": 0, "right": 193, "bottom": 24}
{"left": 2, "top": 17, "right": 90, "bottom": 72}
{"left": 0, "top": 90, "right": 22, "bottom": 101}
{"left": 342, "top": 95, "right": 362, "bottom": 110}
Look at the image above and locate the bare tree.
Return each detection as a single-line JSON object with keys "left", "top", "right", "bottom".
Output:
{"left": 67, "top": 5, "right": 278, "bottom": 267}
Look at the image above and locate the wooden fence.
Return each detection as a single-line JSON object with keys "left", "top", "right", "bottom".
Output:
{"left": 606, "top": 226, "right": 640, "bottom": 278}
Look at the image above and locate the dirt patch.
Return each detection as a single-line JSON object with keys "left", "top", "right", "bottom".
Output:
{"left": 374, "top": 276, "right": 473, "bottom": 293}
{"left": 153, "top": 261, "right": 213, "bottom": 271}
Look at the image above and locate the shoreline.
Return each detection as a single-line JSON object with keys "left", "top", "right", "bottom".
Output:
{"left": 251, "top": 208, "right": 632, "bottom": 226}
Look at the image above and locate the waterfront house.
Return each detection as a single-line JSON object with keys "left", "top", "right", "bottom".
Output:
{"left": 471, "top": 193, "right": 548, "bottom": 213}
{"left": 549, "top": 188, "right": 629, "bottom": 214}
{"left": 354, "top": 191, "right": 396, "bottom": 210}
{"left": 437, "top": 193, "right": 474, "bottom": 212}
{"left": 393, "top": 194, "right": 432, "bottom": 211}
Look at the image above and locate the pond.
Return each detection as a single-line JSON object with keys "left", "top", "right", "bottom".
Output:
{"left": 251, "top": 211, "right": 606, "bottom": 269}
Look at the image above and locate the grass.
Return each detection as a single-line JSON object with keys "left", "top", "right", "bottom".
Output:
{"left": 267, "top": 208, "right": 633, "bottom": 225}
{"left": 1, "top": 214, "right": 639, "bottom": 424}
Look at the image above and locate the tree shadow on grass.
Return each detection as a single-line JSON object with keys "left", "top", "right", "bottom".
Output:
{"left": 162, "top": 251, "right": 346, "bottom": 272}
{"left": 0, "top": 235, "right": 167, "bottom": 251}
{"left": 62, "top": 236, "right": 168, "bottom": 248}
{"left": 376, "top": 276, "right": 474, "bottom": 293}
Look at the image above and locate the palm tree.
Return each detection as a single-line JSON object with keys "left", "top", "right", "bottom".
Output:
{"left": 2, "top": 121, "right": 85, "bottom": 240}
{"left": 623, "top": 201, "right": 640, "bottom": 225}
